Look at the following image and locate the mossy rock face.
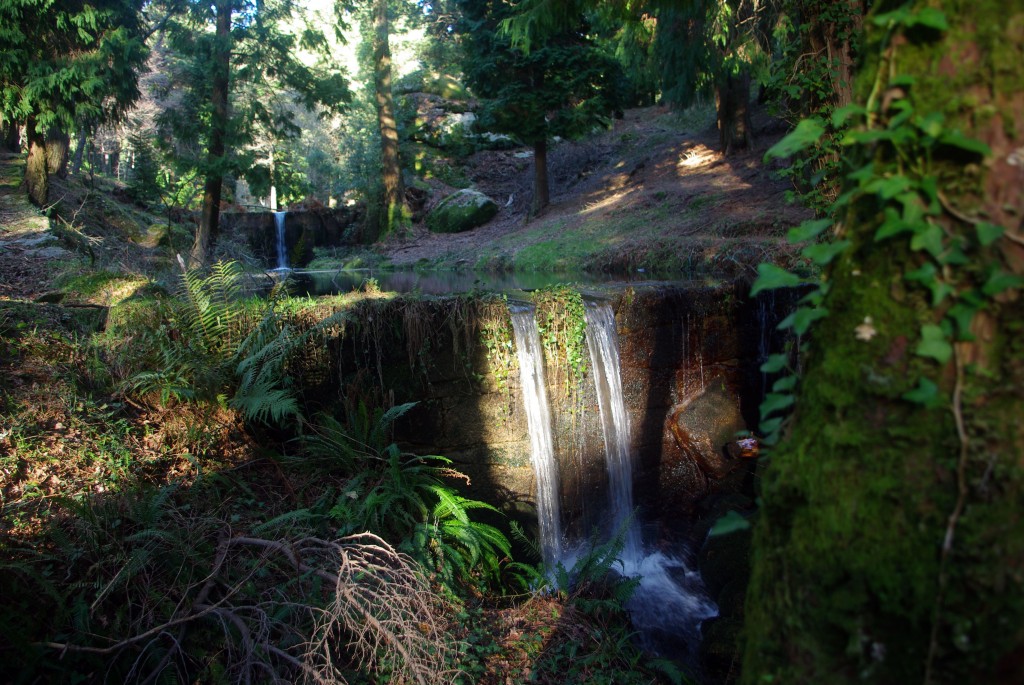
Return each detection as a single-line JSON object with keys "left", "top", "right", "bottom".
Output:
{"left": 425, "top": 189, "right": 499, "bottom": 234}
{"left": 423, "top": 73, "right": 469, "bottom": 100}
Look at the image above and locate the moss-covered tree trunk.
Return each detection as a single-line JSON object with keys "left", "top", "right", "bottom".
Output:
{"left": 24, "top": 122, "right": 48, "bottom": 206}
{"left": 372, "top": 0, "right": 404, "bottom": 239}
{"left": 44, "top": 127, "right": 69, "bottom": 178}
{"left": 742, "top": 2, "right": 1024, "bottom": 684}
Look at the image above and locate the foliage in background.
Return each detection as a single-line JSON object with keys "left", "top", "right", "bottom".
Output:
{"left": 457, "top": 0, "right": 625, "bottom": 213}
{"left": 763, "top": 0, "right": 866, "bottom": 210}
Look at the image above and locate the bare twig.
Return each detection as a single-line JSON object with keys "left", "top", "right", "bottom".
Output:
{"left": 924, "top": 344, "right": 971, "bottom": 685}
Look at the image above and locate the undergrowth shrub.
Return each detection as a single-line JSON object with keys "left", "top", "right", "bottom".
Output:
{"left": 301, "top": 401, "right": 529, "bottom": 594}
{"left": 123, "top": 261, "right": 341, "bottom": 426}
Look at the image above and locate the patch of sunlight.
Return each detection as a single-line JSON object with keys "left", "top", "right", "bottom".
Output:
{"left": 580, "top": 187, "right": 636, "bottom": 216}
{"left": 677, "top": 146, "right": 717, "bottom": 171}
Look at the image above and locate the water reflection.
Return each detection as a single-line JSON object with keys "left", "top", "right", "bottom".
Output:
{"left": 268, "top": 268, "right": 665, "bottom": 296}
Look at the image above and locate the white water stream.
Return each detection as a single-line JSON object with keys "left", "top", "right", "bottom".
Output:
{"left": 274, "top": 211, "right": 288, "bottom": 270}
{"left": 584, "top": 300, "right": 642, "bottom": 561}
{"left": 510, "top": 304, "right": 564, "bottom": 569}
{"left": 583, "top": 299, "right": 717, "bottom": 657}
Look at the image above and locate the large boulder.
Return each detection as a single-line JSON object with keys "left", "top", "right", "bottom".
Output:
{"left": 426, "top": 189, "right": 499, "bottom": 234}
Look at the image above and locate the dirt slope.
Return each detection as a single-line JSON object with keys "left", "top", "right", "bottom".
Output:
{"left": 383, "top": 104, "right": 810, "bottom": 276}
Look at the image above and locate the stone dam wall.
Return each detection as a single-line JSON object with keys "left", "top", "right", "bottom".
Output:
{"left": 291, "top": 282, "right": 799, "bottom": 544}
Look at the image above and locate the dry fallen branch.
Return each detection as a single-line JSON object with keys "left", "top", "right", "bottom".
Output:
{"left": 41, "top": 530, "right": 459, "bottom": 685}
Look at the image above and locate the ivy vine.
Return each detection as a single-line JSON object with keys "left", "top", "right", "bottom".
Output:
{"left": 753, "top": 6, "right": 1023, "bottom": 678}
{"left": 754, "top": 4, "right": 1021, "bottom": 448}
{"left": 532, "top": 286, "right": 588, "bottom": 400}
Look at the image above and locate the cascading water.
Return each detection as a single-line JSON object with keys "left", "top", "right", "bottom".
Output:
{"left": 584, "top": 300, "right": 642, "bottom": 561}
{"left": 583, "top": 299, "right": 717, "bottom": 661}
{"left": 509, "top": 304, "right": 564, "bottom": 570}
{"left": 274, "top": 211, "right": 288, "bottom": 270}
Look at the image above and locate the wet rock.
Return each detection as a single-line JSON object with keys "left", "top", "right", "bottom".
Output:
{"left": 666, "top": 378, "right": 746, "bottom": 480}
{"left": 425, "top": 189, "right": 499, "bottom": 234}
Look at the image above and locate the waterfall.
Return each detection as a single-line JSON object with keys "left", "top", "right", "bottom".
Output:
{"left": 584, "top": 300, "right": 642, "bottom": 562}
{"left": 274, "top": 211, "right": 288, "bottom": 270}
{"left": 509, "top": 304, "right": 563, "bottom": 569}
{"left": 583, "top": 298, "right": 718, "bottom": 660}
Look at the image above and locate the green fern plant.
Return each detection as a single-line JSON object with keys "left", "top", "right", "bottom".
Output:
{"left": 306, "top": 401, "right": 516, "bottom": 591}
{"left": 123, "top": 261, "right": 306, "bottom": 425}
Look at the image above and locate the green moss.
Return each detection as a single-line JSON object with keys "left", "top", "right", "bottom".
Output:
{"left": 742, "top": 2, "right": 1024, "bottom": 676}
{"left": 425, "top": 189, "right": 499, "bottom": 234}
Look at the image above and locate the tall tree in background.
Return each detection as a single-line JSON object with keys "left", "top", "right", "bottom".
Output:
{"left": 0, "top": 0, "right": 147, "bottom": 205}
{"left": 655, "top": 0, "right": 776, "bottom": 153}
{"left": 371, "top": 0, "right": 405, "bottom": 238}
{"left": 743, "top": 1, "right": 1024, "bottom": 682}
{"left": 457, "top": 0, "right": 622, "bottom": 214}
{"left": 764, "top": 0, "right": 867, "bottom": 208}
{"left": 158, "top": 0, "right": 350, "bottom": 265}
{"left": 193, "top": 0, "right": 232, "bottom": 266}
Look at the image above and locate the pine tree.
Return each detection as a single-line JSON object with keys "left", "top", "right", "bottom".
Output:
{"left": 0, "top": 0, "right": 148, "bottom": 205}
{"left": 456, "top": 0, "right": 623, "bottom": 214}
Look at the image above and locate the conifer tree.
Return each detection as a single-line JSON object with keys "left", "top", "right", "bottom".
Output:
{"left": 456, "top": 0, "right": 623, "bottom": 214}
{"left": 0, "top": 0, "right": 148, "bottom": 205}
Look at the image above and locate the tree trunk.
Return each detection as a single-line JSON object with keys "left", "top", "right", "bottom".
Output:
{"left": 715, "top": 70, "right": 753, "bottom": 155}
{"left": 372, "top": 0, "right": 404, "bottom": 238}
{"left": 44, "top": 128, "right": 69, "bottom": 178}
{"left": 532, "top": 138, "right": 550, "bottom": 214}
{"left": 191, "top": 0, "right": 232, "bottom": 267}
{"left": 2, "top": 121, "right": 20, "bottom": 152}
{"left": 25, "top": 124, "right": 48, "bottom": 206}
{"left": 71, "top": 128, "right": 88, "bottom": 175}
{"left": 742, "top": 3, "right": 1024, "bottom": 684}
{"left": 803, "top": 0, "right": 865, "bottom": 111}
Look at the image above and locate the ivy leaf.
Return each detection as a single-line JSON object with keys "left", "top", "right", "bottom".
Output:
{"left": 751, "top": 264, "right": 802, "bottom": 296}
{"left": 982, "top": 271, "right": 1024, "bottom": 297}
{"left": 938, "top": 131, "right": 991, "bottom": 157}
{"left": 905, "top": 263, "right": 955, "bottom": 305}
{"left": 947, "top": 300, "right": 980, "bottom": 340}
{"left": 764, "top": 118, "right": 825, "bottom": 161}
{"left": 709, "top": 510, "right": 751, "bottom": 537}
{"left": 759, "top": 416, "right": 784, "bottom": 435}
{"left": 914, "top": 111, "right": 945, "bottom": 139}
{"left": 865, "top": 175, "right": 913, "bottom": 200}
{"left": 873, "top": 7, "right": 910, "bottom": 27}
{"left": 772, "top": 375, "right": 798, "bottom": 392}
{"left": 889, "top": 74, "right": 917, "bottom": 88}
{"left": 831, "top": 104, "right": 867, "bottom": 128}
{"left": 976, "top": 222, "right": 1004, "bottom": 246}
{"left": 800, "top": 286, "right": 826, "bottom": 307}
{"left": 848, "top": 162, "right": 876, "bottom": 185}
{"left": 908, "top": 7, "right": 949, "bottom": 31}
{"left": 802, "top": 240, "right": 851, "bottom": 266}
{"left": 787, "top": 218, "right": 832, "bottom": 243}
{"left": 902, "top": 378, "right": 942, "bottom": 408}
{"left": 910, "top": 223, "right": 945, "bottom": 257}
{"left": 875, "top": 207, "right": 912, "bottom": 240}
{"left": 778, "top": 306, "right": 830, "bottom": 335}
{"left": 760, "top": 353, "right": 789, "bottom": 374}
{"left": 915, "top": 324, "right": 952, "bottom": 364}
{"left": 760, "top": 392, "right": 795, "bottom": 418}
